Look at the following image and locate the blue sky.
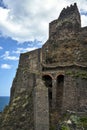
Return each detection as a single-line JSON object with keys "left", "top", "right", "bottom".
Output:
{"left": 0, "top": 0, "right": 87, "bottom": 96}
{"left": 0, "top": 37, "right": 41, "bottom": 96}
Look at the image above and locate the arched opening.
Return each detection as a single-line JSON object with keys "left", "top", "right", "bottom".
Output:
{"left": 42, "top": 75, "right": 52, "bottom": 108}
{"left": 56, "top": 75, "right": 64, "bottom": 111}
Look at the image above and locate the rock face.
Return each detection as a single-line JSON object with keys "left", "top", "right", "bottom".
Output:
{"left": 0, "top": 3, "right": 87, "bottom": 130}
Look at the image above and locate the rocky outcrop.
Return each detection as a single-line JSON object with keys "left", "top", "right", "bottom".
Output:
{"left": 0, "top": 87, "right": 34, "bottom": 130}
{"left": 56, "top": 111, "right": 87, "bottom": 130}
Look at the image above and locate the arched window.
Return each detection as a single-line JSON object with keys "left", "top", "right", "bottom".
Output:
{"left": 56, "top": 75, "right": 64, "bottom": 111}
{"left": 42, "top": 75, "right": 52, "bottom": 108}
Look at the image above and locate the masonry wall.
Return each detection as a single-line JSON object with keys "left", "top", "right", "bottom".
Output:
{"left": 62, "top": 74, "right": 87, "bottom": 112}
{"left": 34, "top": 79, "right": 49, "bottom": 130}
{"left": 49, "top": 20, "right": 58, "bottom": 37}
{"left": 5, "top": 49, "right": 42, "bottom": 130}
{"left": 10, "top": 48, "right": 41, "bottom": 101}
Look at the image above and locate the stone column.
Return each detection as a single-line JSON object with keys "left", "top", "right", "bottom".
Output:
{"left": 52, "top": 79, "right": 57, "bottom": 109}
{"left": 34, "top": 79, "right": 49, "bottom": 130}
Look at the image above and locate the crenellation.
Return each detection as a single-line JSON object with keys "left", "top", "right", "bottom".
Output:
{"left": 58, "top": 3, "right": 78, "bottom": 20}
{"left": 49, "top": 3, "right": 81, "bottom": 39}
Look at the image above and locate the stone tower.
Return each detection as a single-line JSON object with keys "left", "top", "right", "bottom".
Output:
{"left": 0, "top": 3, "right": 87, "bottom": 130}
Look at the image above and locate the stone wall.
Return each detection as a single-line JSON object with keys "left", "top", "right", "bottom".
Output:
{"left": 34, "top": 79, "right": 49, "bottom": 130}
{"left": 42, "top": 3, "right": 87, "bottom": 66}
{"left": 0, "top": 48, "right": 42, "bottom": 130}
{"left": 62, "top": 71, "right": 87, "bottom": 112}
{"left": 10, "top": 48, "right": 41, "bottom": 101}
{"left": 49, "top": 19, "right": 58, "bottom": 37}
{"left": 49, "top": 3, "right": 81, "bottom": 40}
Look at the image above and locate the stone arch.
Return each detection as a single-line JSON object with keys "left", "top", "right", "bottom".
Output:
{"left": 42, "top": 75, "right": 52, "bottom": 108}
{"left": 56, "top": 75, "right": 64, "bottom": 111}
{"left": 42, "top": 73, "right": 53, "bottom": 79}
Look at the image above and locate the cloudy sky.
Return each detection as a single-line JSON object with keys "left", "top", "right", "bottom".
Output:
{"left": 0, "top": 0, "right": 87, "bottom": 96}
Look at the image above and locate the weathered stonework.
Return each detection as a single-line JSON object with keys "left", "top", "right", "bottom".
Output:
{"left": 34, "top": 79, "right": 49, "bottom": 130}
{"left": 0, "top": 3, "right": 87, "bottom": 130}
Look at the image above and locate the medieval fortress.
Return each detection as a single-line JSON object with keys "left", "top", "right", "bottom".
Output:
{"left": 1, "top": 3, "right": 87, "bottom": 130}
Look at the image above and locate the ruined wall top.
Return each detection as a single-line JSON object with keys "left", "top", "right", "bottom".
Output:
{"left": 58, "top": 3, "right": 79, "bottom": 20}
{"left": 49, "top": 3, "right": 81, "bottom": 37}
{"left": 43, "top": 3, "right": 87, "bottom": 67}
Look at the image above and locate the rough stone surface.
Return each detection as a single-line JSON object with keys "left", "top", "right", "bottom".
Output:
{"left": 0, "top": 3, "right": 87, "bottom": 130}
{"left": 34, "top": 79, "right": 49, "bottom": 130}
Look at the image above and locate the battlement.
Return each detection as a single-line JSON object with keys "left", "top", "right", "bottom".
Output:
{"left": 49, "top": 3, "right": 81, "bottom": 37}
{"left": 58, "top": 3, "right": 78, "bottom": 19}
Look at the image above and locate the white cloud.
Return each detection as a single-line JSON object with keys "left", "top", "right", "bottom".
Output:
{"left": 0, "top": 0, "right": 86, "bottom": 43}
{"left": 13, "top": 47, "right": 37, "bottom": 54}
{"left": 0, "top": 46, "right": 3, "bottom": 50}
{"left": 1, "top": 51, "right": 19, "bottom": 60}
{"left": 81, "top": 15, "right": 87, "bottom": 27}
{"left": 1, "top": 63, "right": 12, "bottom": 69}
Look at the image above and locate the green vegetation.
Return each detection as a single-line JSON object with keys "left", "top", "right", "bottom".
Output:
{"left": 56, "top": 112, "right": 87, "bottom": 130}
{"left": 78, "top": 116, "right": 87, "bottom": 129}
{"left": 66, "top": 70, "right": 87, "bottom": 79}
{"left": 61, "top": 124, "right": 70, "bottom": 130}
{"left": 66, "top": 70, "right": 73, "bottom": 75}
{"left": 74, "top": 71, "right": 87, "bottom": 79}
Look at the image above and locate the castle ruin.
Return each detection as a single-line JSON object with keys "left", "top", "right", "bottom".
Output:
{"left": 1, "top": 3, "right": 87, "bottom": 130}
